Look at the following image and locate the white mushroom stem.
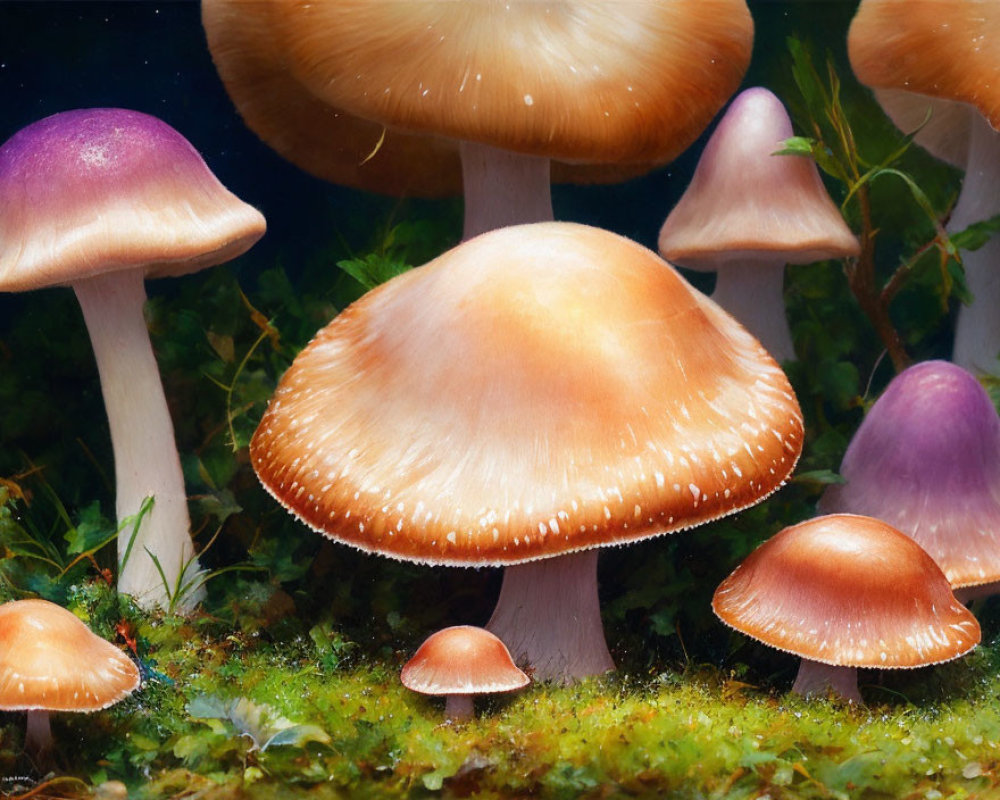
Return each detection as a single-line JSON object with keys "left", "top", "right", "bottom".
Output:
{"left": 444, "top": 694, "right": 475, "bottom": 723}
{"left": 24, "top": 709, "right": 52, "bottom": 759}
{"left": 951, "top": 114, "right": 1000, "bottom": 375}
{"left": 791, "top": 659, "right": 861, "bottom": 704}
{"left": 486, "top": 549, "right": 614, "bottom": 684}
{"left": 73, "top": 270, "right": 204, "bottom": 613}
{"left": 460, "top": 140, "right": 554, "bottom": 241}
{"left": 710, "top": 257, "right": 795, "bottom": 363}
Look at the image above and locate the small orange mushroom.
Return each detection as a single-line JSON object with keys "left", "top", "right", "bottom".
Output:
{"left": 401, "top": 626, "right": 528, "bottom": 722}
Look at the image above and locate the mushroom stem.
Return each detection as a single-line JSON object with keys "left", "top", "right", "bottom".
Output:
{"left": 460, "top": 140, "right": 554, "bottom": 241}
{"left": 486, "top": 549, "right": 614, "bottom": 684}
{"left": 951, "top": 115, "right": 1000, "bottom": 375}
{"left": 710, "top": 257, "right": 795, "bottom": 362}
{"left": 444, "top": 694, "right": 475, "bottom": 723}
{"left": 24, "top": 709, "right": 52, "bottom": 760}
{"left": 791, "top": 659, "right": 861, "bottom": 704}
{"left": 73, "top": 270, "right": 203, "bottom": 613}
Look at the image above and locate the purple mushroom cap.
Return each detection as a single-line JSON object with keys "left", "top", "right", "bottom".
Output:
{"left": 820, "top": 360, "right": 1000, "bottom": 590}
{"left": 0, "top": 108, "right": 265, "bottom": 611}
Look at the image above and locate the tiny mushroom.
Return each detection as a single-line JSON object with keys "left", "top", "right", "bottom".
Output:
{"left": 0, "top": 109, "right": 266, "bottom": 611}
{"left": 401, "top": 626, "right": 529, "bottom": 722}
{"left": 251, "top": 222, "right": 804, "bottom": 683}
{"left": 820, "top": 360, "right": 1000, "bottom": 602}
{"left": 713, "top": 514, "right": 981, "bottom": 704}
{"left": 658, "top": 87, "right": 859, "bottom": 362}
{"left": 203, "top": 0, "right": 754, "bottom": 239}
{"left": 0, "top": 598, "right": 140, "bottom": 760}
{"left": 848, "top": 0, "right": 1000, "bottom": 374}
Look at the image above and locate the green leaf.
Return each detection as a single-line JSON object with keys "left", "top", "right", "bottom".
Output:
{"left": 63, "top": 501, "right": 111, "bottom": 555}
{"left": 772, "top": 136, "right": 816, "bottom": 157}
{"left": 949, "top": 213, "right": 1000, "bottom": 252}
{"left": 791, "top": 469, "right": 846, "bottom": 486}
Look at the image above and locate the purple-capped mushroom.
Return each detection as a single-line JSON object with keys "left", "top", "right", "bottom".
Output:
{"left": 0, "top": 109, "right": 266, "bottom": 611}
{"left": 821, "top": 360, "right": 1000, "bottom": 601}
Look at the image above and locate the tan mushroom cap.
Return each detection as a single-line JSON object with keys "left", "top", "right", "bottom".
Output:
{"left": 251, "top": 222, "right": 804, "bottom": 566}
{"left": 849, "top": 1, "right": 1000, "bottom": 130}
{"left": 0, "top": 599, "right": 140, "bottom": 712}
{"left": 712, "top": 514, "right": 981, "bottom": 669}
{"left": 658, "top": 87, "right": 859, "bottom": 269}
{"left": 0, "top": 108, "right": 265, "bottom": 292}
{"left": 270, "top": 1, "right": 753, "bottom": 166}
{"left": 201, "top": 0, "right": 653, "bottom": 197}
{"left": 401, "top": 626, "right": 529, "bottom": 696}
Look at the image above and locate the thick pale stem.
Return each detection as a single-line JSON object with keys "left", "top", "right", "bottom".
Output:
{"left": 444, "top": 694, "right": 475, "bottom": 723}
{"left": 460, "top": 141, "right": 554, "bottom": 241}
{"left": 73, "top": 271, "right": 203, "bottom": 612}
{"left": 951, "top": 115, "right": 1000, "bottom": 375}
{"left": 24, "top": 709, "right": 52, "bottom": 760}
{"left": 792, "top": 659, "right": 861, "bottom": 704}
{"left": 711, "top": 258, "right": 795, "bottom": 363}
{"left": 486, "top": 549, "right": 614, "bottom": 684}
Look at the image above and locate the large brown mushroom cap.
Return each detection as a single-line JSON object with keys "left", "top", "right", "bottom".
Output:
{"left": 267, "top": 0, "right": 753, "bottom": 166}
{"left": 203, "top": 0, "right": 749, "bottom": 196}
{"left": 0, "top": 599, "right": 140, "bottom": 712}
{"left": 848, "top": 1, "right": 1000, "bottom": 129}
{"left": 713, "top": 514, "right": 981, "bottom": 669}
{"left": 251, "top": 222, "right": 804, "bottom": 566}
{"left": 401, "top": 626, "right": 529, "bottom": 697}
{"left": 0, "top": 108, "right": 265, "bottom": 292}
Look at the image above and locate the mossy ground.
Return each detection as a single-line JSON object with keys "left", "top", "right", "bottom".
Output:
{"left": 2, "top": 585, "right": 1000, "bottom": 799}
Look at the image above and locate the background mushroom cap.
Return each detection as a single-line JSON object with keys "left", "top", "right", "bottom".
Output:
{"left": 201, "top": 0, "right": 653, "bottom": 197}
{"left": 819, "top": 360, "right": 1000, "bottom": 589}
{"left": 401, "top": 626, "right": 528, "bottom": 696}
{"left": 0, "top": 107, "right": 266, "bottom": 292}
{"left": 848, "top": 0, "right": 1000, "bottom": 130}
{"left": 658, "top": 87, "right": 859, "bottom": 268}
{"left": 251, "top": 221, "right": 804, "bottom": 566}
{"left": 713, "top": 513, "right": 981, "bottom": 669}
{"left": 0, "top": 599, "right": 140, "bottom": 712}
{"left": 266, "top": 0, "right": 753, "bottom": 166}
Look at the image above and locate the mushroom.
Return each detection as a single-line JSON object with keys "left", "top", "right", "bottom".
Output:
{"left": 0, "top": 108, "right": 266, "bottom": 611}
{"left": 820, "top": 360, "right": 1000, "bottom": 602}
{"left": 251, "top": 221, "right": 804, "bottom": 682}
{"left": 658, "top": 87, "right": 860, "bottom": 362}
{"left": 0, "top": 598, "right": 140, "bottom": 760}
{"left": 848, "top": 0, "right": 1000, "bottom": 374}
{"left": 401, "top": 626, "right": 529, "bottom": 722}
{"left": 713, "top": 514, "right": 981, "bottom": 703}
{"left": 202, "top": 0, "right": 754, "bottom": 239}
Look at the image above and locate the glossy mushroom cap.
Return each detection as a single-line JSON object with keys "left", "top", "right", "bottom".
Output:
{"left": 658, "top": 87, "right": 859, "bottom": 269}
{"left": 820, "top": 361, "right": 1000, "bottom": 590}
{"left": 237, "top": 1, "right": 751, "bottom": 167}
{"left": 251, "top": 222, "right": 804, "bottom": 566}
{"left": 849, "top": 1, "right": 1000, "bottom": 130}
{"left": 713, "top": 514, "right": 981, "bottom": 669}
{"left": 0, "top": 599, "right": 140, "bottom": 712}
{"left": 401, "top": 626, "right": 529, "bottom": 697}
{"left": 0, "top": 108, "right": 265, "bottom": 291}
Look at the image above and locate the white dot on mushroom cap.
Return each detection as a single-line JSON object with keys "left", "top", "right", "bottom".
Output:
{"left": 523, "top": 94, "right": 534, "bottom": 106}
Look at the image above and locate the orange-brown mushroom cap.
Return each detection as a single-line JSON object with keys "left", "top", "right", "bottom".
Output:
{"left": 848, "top": 1, "right": 1000, "bottom": 130}
{"left": 401, "top": 626, "right": 529, "bottom": 696}
{"left": 0, "top": 599, "right": 140, "bottom": 712}
{"left": 250, "top": 222, "right": 804, "bottom": 566}
{"left": 267, "top": 1, "right": 753, "bottom": 166}
{"left": 712, "top": 514, "right": 981, "bottom": 669}
{"left": 203, "top": 0, "right": 747, "bottom": 196}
